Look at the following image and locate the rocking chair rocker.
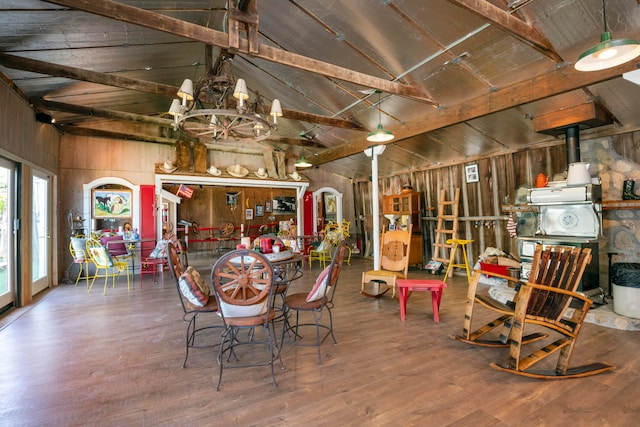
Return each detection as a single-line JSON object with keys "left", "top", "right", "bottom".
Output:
{"left": 453, "top": 244, "right": 614, "bottom": 379}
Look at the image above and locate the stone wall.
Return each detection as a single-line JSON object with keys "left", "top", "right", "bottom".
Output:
{"left": 582, "top": 136, "right": 640, "bottom": 263}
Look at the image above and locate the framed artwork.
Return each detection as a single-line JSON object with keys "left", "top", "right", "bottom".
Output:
{"left": 324, "top": 193, "right": 337, "bottom": 220}
{"left": 255, "top": 204, "right": 264, "bottom": 217}
{"left": 273, "top": 196, "right": 296, "bottom": 214}
{"left": 92, "top": 189, "right": 132, "bottom": 219}
{"left": 265, "top": 200, "right": 273, "bottom": 213}
{"left": 465, "top": 164, "right": 479, "bottom": 183}
{"left": 245, "top": 208, "right": 254, "bottom": 220}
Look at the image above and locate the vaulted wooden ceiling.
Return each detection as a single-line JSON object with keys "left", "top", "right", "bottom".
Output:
{"left": 1, "top": 0, "right": 639, "bottom": 180}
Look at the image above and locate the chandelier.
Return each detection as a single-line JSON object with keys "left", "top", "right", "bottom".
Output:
{"left": 168, "top": 58, "right": 282, "bottom": 142}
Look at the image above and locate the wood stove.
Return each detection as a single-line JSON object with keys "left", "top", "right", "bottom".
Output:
{"left": 518, "top": 183, "right": 602, "bottom": 291}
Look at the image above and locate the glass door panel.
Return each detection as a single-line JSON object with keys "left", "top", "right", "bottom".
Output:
{"left": 0, "top": 159, "right": 14, "bottom": 309}
{"left": 31, "top": 172, "right": 50, "bottom": 295}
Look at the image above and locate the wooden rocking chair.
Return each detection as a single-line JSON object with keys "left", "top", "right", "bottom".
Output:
{"left": 453, "top": 244, "right": 614, "bottom": 379}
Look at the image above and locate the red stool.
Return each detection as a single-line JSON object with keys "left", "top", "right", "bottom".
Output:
{"left": 140, "top": 257, "right": 167, "bottom": 288}
{"left": 396, "top": 279, "right": 447, "bottom": 322}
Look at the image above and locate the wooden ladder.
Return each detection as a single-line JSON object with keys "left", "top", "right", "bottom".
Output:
{"left": 432, "top": 188, "right": 460, "bottom": 264}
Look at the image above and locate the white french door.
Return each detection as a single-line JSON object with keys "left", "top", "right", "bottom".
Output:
{"left": 31, "top": 171, "right": 51, "bottom": 296}
{"left": 0, "top": 158, "right": 15, "bottom": 309}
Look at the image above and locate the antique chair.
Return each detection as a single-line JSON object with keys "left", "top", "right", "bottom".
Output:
{"left": 69, "top": 236, "right": 93, "bottom": 287}
{"left": 453, "top": 244, "right": 615, "bottom": 379}
{"left": 100, "top": 234, "right": 135, "bottom": 273}
{"left": 166, "top": 242, "right": 220, "bottom": 368}
{"left": 139, "top": 239, "right": 170, "bottom": 288}
{"left": 85, "top": 237, "right": 130, "bottom": 295}
{"left": 281, "top": 240, "right": 347, "bottom": 365}
{"left": 361, "top": 225, "right": 412, "bottom": 298}
{"left": 308, "top": 221, "right": 348, "bottom": 268}
{"left": 210, "top": 249, "right": 281, "bottom": 390}
{"left": 339, "top": 219, "right": 353, "bottom": 265}
{"left": 214, "top": 221, "right": 235, "bottom": 255}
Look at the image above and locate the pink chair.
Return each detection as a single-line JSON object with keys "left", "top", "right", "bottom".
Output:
{"left": 140, "top": 257, "right": 167, "bottom": 288}
{"left": 139, "top": 240, "right": 168, "bottom": 288}
{"left": 396, "top": 279, "right": 446, "bottom": 322}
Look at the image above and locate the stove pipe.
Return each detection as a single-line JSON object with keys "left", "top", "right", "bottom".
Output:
{"left": 565, "top": 125, "right": 580, "bottom": 165}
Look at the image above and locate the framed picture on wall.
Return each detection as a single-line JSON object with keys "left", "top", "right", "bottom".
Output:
{"left": 255, "top": 204, "right": 263, "bottom": 217}
{"left": 265, "top": 200, "right": 272, "bottom": 213}
{"left": 324, "top": 193, "right": 337, "bottom": 220}
{"left": 245, "top": 208, "right": 254, "bottom": 220}
{"left": 465, "top": 164, "right": 479, "bottom": 183}
{"left": 273, "top": 196, "right": 296, "bottom": 214}
{"left": 92, "top": 189, "right": 132, "bottom": 219}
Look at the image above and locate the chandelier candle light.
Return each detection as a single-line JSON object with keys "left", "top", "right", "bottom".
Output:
{"left": 169, "top": 58, "right": 283, "bottom": 143}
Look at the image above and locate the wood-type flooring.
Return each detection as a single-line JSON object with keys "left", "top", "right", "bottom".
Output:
{"left": 1, "top": 256, "right": 638, "bottom": 426}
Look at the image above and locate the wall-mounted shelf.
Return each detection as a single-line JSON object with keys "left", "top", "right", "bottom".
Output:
{"left": 602, "top": 200, "right": 640, "bottom": 210}
{"left": 501, "top": 204, "right": 539, "bottom": 213}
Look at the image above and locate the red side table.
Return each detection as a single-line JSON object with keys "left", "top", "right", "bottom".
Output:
{"left": 396, "top": 279, "right": 447, "bottom": 322}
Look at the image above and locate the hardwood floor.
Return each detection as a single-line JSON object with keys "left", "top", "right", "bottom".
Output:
{"left": 1, "top": 256, "right": 639, "bottom": 426}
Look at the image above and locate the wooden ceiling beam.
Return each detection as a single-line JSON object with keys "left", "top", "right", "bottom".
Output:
{"left": 0, "top": 53, "right": 177, "bottom": 97}
{"left": 278, "top": 108, "right": 366, "bottom": 131}
{"left": 61, "top": 126, "right": 177, "bottom": 145}
{"left": 1, "top": 53, "right": 364, "bottom": 131}
{"left": 312, "top": 61, "right": 638, "bottom": 165}
{"left": 44, "top": 0, "right": 437, "bottom": 105}
{"left": 446, "top": 0, "right": 563, "bottom": 62}
{"left": 35, "top": 99, "right": 176, "bottom": 128}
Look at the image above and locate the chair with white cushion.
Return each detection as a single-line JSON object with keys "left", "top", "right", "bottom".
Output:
{"left": 210, "top": 249, "right": 281, "bottom": 390}
{"left": 281, "top": 240, "right": 347, "bottom": 365}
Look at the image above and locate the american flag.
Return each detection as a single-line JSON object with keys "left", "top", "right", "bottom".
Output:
{"left": 506, "top": 213, "right": 517, "bottom": 238}
{"left": 176, "top": 184, "right": 194, "bottom": 199}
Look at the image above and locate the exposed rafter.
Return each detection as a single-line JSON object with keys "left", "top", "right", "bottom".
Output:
{"left": 445, "top": 0, "right": 563, "bottom": 62}
{"left": 0, "top": 53, "right": 367, "bottom": 132}
{"left": 62, "top": 126, "right": 177, "bottom": 145}
{"left": 0, "top": 53, "right": 176, "bottom": 97}
{"left": 34, "top": 99, "right": 176, "bottom": 128}
{"left": 44, "top": 0, "right": 438, "bottom": 105}
{"left": 312, "top": 60, "right": 638, "bottom": 165}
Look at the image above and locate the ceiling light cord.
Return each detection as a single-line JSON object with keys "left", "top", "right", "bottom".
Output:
{"left": 366, "top": 91, "right": 394, "bottom": 143}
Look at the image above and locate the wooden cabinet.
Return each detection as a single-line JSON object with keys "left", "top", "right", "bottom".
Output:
{"left": 383, "top": 191, "right": 423, "bottom": 266}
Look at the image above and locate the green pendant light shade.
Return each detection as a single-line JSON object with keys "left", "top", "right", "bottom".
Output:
{"left": 575, "top": 31, "right": 640, "bottom": 71}
{"left": 295, "top": 155, "right": 312, "bottom": 168}
{"left": 367, "top": 91, "right": 394, "bottom": 143}
{"left": 575, "top": 1, "right": 640, "bottom": 72}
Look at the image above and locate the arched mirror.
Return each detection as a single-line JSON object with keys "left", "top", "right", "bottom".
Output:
{"left": 312, "top": 187, "right": 342, "bottom": 233}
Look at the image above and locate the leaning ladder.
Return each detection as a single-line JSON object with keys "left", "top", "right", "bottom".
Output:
{"left": 432, "top": 188, "right": 460, "bottom": 264}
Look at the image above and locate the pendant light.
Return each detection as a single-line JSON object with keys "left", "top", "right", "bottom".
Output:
{"left": 367, "top": 91, "right": 394, "bottom": 143}
{"left": 295, "top": 155, "right": 312, "bottom": 168}
{"left": 575, "top": 0, "right": 640, "bottom": 72}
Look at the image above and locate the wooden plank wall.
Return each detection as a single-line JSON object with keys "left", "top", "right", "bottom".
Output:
{"left": 173, "top": 185, "right": 297, "bottom": 238}
{"left": 355, "top": 143, "right": 570, "bottom": 264}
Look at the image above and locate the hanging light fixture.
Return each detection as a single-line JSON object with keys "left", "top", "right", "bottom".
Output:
{"left": 367, "top": 90, "right": 394, "bottom": 143}
{"left": 169, "top": 56, "right": 282, "bottom": 143}
{"left": 295, "top": 155, "right": 312, "bottom": 168}
{"left": 575, "top": 0, "right": 640, "bottom": 72}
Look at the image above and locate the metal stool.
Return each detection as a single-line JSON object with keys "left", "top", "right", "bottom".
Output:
{"left": 443, "top": 238, "right": 473, "bottom": 284}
